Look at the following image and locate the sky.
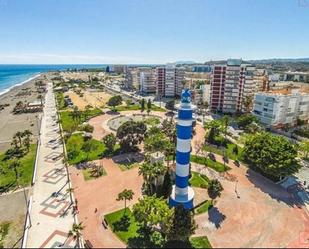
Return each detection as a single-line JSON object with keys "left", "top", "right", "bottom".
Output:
{"left": 0, "top": 0, "right": 309, "bottom": 64}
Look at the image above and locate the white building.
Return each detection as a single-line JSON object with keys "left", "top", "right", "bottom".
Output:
{"left": 156, "top": 66, "right": 185, "bottom": 97}
{"left": 210, "top": 59, "right": 257, "bottom": 113}
{"left": 252, "top": 89, "right": 309, "bottom": 128}
{"left": 140, "top": 69, "right": 156, "bottom": 94}
{"left": 281, "top": 72, "right": 309, "bottom": 83}
{"left": 201, "top": 84, "right": 211, "bottom": 104}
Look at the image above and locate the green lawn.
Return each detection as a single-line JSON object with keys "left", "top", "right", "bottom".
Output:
{"left": 202, "top": 143, "right": 243, "bottom": 161}
{"left": 0, "top": 221, "right": 10, "bottom": 248}
{"left": 59, "top": 108, "right": 103, "bottom": 132}
{"left": 190, "top": 236, "right": 212, "bottom": 248}
{"left": 0, "top": 144, "right": 37, "bottom": 193}
{"left": 190, "top": 155, "right": 229, "bottom": 172}
{"left": 66, "top": 134, "right": 106, "bottom": 165}
{"left": 116, "top": 105, "right": 140, "bottom": 112}
{"left": 118, "top": 162, "right": 139, "bottom": 171}
{"left": 104, "top": 208, "right": 139, "bottom": 244}
{"left": 195, "top": 200, "right": 213, "bottom": 214}
{"left": 144, "top": 117, "right": 160, "bottom": 126}
{"left": 82, "top": 167, "right": 107, "bottom": 181}
{"left": 151, "top": 105, "right": 166, "bottom": 112}
{"left": 116, "top": 104, "right": 166, "bottom": 112}
{"left": 55, "top": 92, "right": 65, "bottom": 110}
{"left": 189, "top": 172, "right": 209, "bottom": 188}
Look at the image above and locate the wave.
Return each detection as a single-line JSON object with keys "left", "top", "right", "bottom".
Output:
{"left": 0, "top": 73, "right": 41, "bottom": 97}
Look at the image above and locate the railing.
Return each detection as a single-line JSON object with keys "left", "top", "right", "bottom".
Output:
{"left": 22, "top": 96, "right": 45, "bottom": 248}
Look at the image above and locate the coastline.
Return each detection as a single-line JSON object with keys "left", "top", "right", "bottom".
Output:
{"left": 0, "top": 73, "right": 47, "bottom": 152}
{"left": 0, "top": 73, "right": 41, "bottom": 98}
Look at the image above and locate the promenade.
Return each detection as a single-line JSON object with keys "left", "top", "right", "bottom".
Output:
{"left": 25, "top": 83, "right": 76, "bottom": 248}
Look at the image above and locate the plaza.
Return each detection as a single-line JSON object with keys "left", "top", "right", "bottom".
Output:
{"left": 66, "top": 100, "right": 309, "bottom": 248}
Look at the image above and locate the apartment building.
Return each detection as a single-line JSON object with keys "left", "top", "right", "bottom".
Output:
{"left": 140, "top": 68, "right": 156, "bottom": 94}
{"left": 281, "top": 72, "right": 309, "bottom": 83}
{"left": 108, "top": 65, "right": 127, "bottom": 74}
{"left": 252, "top": 88, "right": 309, "bottom": 128}
{"left": 192, "top": 65, "right": 211, "bottom": 73}
{"left": 210, "top": 59, "right": 257, "bottom": 113}
{"left": 254, "top": 69, "right": 269, "bottom": 92}
{"left": 156, "top": 66, "right": 185, "bottom": 97}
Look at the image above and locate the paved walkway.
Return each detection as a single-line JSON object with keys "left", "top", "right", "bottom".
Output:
{"left": 69, "top": 158, "right": 143, "bottom": 248}
{"left": 25, "top": 83, "right": 76, "bottom": 248}
{"left": 89, "top": 110, "right": 169, "bottom": 140}
{"left": 193, "top": 152, "right": 309, "bottom": 248}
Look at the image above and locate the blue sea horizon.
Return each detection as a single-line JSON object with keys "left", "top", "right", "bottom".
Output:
{"left": 0, "top": 64, "right": 160, "bottom": 96}
{"left": 0, "top": 64, "right": 108, "bottom": 96}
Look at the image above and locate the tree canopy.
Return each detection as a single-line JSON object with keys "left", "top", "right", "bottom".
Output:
{"left": 132, "top": 195, "right": 173, "bottom": 234}
{"left": 139, "top": 161, "right": 166, "bottom": 195}
{"left": 243, "top": 132, "right": 300, "bottom": 180}
{"left": 147, "top": 99, "right": 152, "bottom": 114}
{"left": 208, "top": 179, "right": 224, "bottom": 199}
{"left": 204, "top": 119, "right": 224, "bottom": 144}
{"left": 102, "top": 133, "right": 116, "bottom": 154}
{"left": 140, "top": 98, "right": 146, "bottom": 113}
{"left": 167, "top": 205, "right": 197, "bottom": 242}
{"left": 299, "top": 140, "right": 309, "bottom": 160}
{"left": 116, "top": 189, "right": 134, "bottom": 210}
{"left": 236, "top": 114, "right": 259, "bottom": 130}
{"left": 107, "top": 95, "right": 122, "bottom": 111}
{"left": 165, "top": 100, "right": 175, "bottom": 111}
{"left": 116, "top": 121, "right": 147, "bottom": 152}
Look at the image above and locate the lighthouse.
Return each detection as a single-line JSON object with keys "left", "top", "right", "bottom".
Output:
{"left": 169, "top": 89, "right": 195, "bottom": 209}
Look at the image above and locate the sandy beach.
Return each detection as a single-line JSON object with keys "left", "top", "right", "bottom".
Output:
{"left": 0, "top": 74, "right": 49, "bottom": 152}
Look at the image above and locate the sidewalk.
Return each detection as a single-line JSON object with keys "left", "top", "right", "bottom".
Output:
{"left": 25, "top": 83, "right": 76, "bottom": 248}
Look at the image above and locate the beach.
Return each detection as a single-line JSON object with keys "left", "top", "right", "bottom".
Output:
{"left": 0, "top": 74, "right": 47, "bottom": 152}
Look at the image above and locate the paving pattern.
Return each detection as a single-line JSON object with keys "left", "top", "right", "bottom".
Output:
{"left": 69, "top": 158, "right": 143, "bottom": 248}
{"left": 193, "top": 153, "right": 309, "bottom": 248}
{"left": 26, "top": 83, "right": 76, "bottom": 248}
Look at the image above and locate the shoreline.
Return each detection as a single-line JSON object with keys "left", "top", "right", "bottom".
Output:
{"left": 0, "top": 73, "right": 42, "bottom": 98}
{"left": 0, "top": 72, "right": 48, "bottom": 152}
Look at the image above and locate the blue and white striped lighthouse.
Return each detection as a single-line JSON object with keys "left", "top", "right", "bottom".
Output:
{"left": 169, "top": 89, "right": 195, "bottom": 209}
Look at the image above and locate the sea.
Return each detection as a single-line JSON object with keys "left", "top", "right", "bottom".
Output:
{"left": 0, "top": 64, "right": 107, "bottom": 96}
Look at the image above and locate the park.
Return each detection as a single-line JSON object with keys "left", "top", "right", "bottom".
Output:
{"left": 52, "top": 84, "right": 309, "bottom": 248}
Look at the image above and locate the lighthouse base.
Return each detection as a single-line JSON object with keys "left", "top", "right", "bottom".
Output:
{"left": 169, "top": 185, "right": 195, "bottom": 209}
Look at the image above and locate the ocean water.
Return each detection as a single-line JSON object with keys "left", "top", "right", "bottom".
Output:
{"left": 0, "top": 64, "right": 106, "bottom": 96}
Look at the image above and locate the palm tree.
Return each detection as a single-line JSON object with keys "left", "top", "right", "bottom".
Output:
{"left": 208, "top": 179, "right": 224, "bottom": 200}
{"left": 163, "top": 142, "right": 175, "bottom": 167}
{"left": 147, "top": 99, "right": 152, "bottom": 115}
{"left": 8, "top": 160, "right": 21, "bottom": 184}
{"left": 116, "top": 189, "right": 134, "bottom": 213}
{"left": 38, "top": 94, "right": 44, "bottom": 106}
{"left": 11, "top": 136, "right": 20, "bottom": 153}
{"left": 14, "top": 131, "right": 24, "bottom": 148}
{"left": 221, "top": 116, "right": 230, "bottom": 170}
{"left": 89, "top": 162, "right": 104, "bottom": 178}
{"left": 68, "top": 222, "right": 84, "bottom": 248}
{"left": 70, "top": 106, "right": 82, "bottom": 129}
{"left": 22, "top": 130, "right": 32, "bottom": 152}
{"left": 140, "top": 98, "right": 145, "bottom": 113}
{"left": 139, "top": 161, "right": 166, "bottom": 194}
